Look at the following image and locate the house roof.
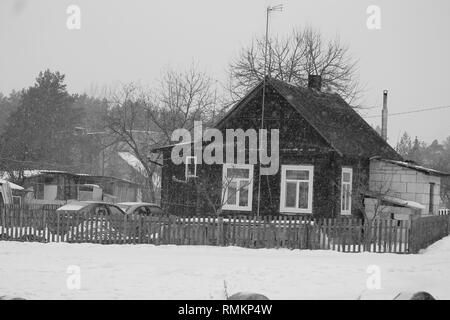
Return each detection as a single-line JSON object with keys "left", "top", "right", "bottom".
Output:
{"left": 372, "top": 158, "right": 450, "bottom": 177}
{"left": 0, "top": 179, "right": 24, "bottom": 191}
{"left": 216, "top": 78, "right": 402, "bottom": 160}
{"left": 364, "top": 190, "right": 426, "bottom": 210}
{"left": 118, "top": 152, "right": 148, "bottom": 177}
{"left": 3, "top": 170, "right": 141, "bottom": 186}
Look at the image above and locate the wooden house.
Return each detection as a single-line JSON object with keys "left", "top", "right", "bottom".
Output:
{"left": 155, "top": 76, "right": 447, "bottom": 218}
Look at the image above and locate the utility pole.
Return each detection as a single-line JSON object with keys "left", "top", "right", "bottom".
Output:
{"left": 256, "top": 4, "right": 283, "bottom": 218}
{"left": 381, "top": 90, "right": 388, "bottom": 141}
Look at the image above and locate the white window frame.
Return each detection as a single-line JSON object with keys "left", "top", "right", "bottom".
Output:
{"left": 279, "top": 165, "right": 314, "bottom": 214}
{"left": 185, "top": 156, "right": 197, "bottom": 180}
{"left": 341, "top": 167, "right": 353, "bottom": 215}
{"left": 222, "top": 163, "right": 254, "bottom": 211}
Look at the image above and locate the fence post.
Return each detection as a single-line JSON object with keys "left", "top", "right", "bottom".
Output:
{"left": 218, "top": 217, "right": 223, "bottom": 246}
{"left": 409, "top": 215, "right": 418, "bottom": 254}
{"left": 56, "top": 210, "right": 60, "bottom": 242}
{"left": 1, "top": 206, "right": 4, "bottom": 240}
{"left": 42, "top": 210, "right": 47, "bottom": 243}
{"left": 363, "top": 219, "right": 370, "bottom": 252}
{"left": 447, "top": 214, "right": 450, "bottom": 236}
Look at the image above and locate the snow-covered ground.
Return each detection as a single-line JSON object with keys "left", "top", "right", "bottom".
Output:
{"left": 1, "top": 237, "right": 449, "bottom": 300}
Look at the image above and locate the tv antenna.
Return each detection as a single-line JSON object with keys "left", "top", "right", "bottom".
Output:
{"left": 256, "top": 4, "right": 283, "bottom": 218}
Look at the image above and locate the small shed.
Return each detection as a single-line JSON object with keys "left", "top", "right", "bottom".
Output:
{"left": 369, "top": 158, "right": 450, "bottom": 216}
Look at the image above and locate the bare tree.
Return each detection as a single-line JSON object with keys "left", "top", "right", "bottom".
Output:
{"left": 196, "top": 175, "right": 254, "bottom": 216}
{"left": 228, "top": 26, "right": 362, "bottom": 107}
{"left": 105, "top": 83, "right": 162, "bottom": 201}
{"left": 145, "top": 64, "right": 223, "bottom": 142}
{"left": 105, "top": 65, "right": 222, "bottom": 202}
{"left": 170, "top": 173, "right": 254, "bottom": 216}
{"left": 352, "top": 173, "right": 395, "bottom": 222}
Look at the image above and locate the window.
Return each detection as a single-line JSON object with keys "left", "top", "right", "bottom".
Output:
{"left": 280, "top": 165, "right": 314, "bottom": 214}
{"left": 148, "top": 205, "right": 164, "bottom": 216}
{"left": 108, "top": 205, "right": 125, "bottom": 218}
{"left": 185, "top": 156, "right": 197, "bottom": 179}
{"left": 222, "top": 163, "right": 254, "bottom": 211}
{"left": 135, "top": 206, "right": 148, "bottom": 216}
{"left": 94, "top": 205, "right": 108, "bottom": 216}
{"left": 341, "top": 167, "right": 353, "bottom": 215}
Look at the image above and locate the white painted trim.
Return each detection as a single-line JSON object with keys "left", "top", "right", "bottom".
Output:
{"left": 341, "top": 167, "right": 353, "bottom": 215}
{"left": 185, "top": 156, "right": 197, "bottom": 179}
{"left": 222, "top": 163, "right": 254, "bottom": 211}
{"left": 279, "top": 165, "right": 314, "bottom": 214}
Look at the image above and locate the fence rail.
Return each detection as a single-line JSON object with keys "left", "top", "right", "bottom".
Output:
{"left": 0, "top": 205, "right": 449, "bottom": 254}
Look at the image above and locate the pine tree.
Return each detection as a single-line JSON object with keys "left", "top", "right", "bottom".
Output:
{"left": 396, "top": 132, "right": 413, "bottom": 158}
{"left": 0, "top": 70, "right": 83, "bottom": 175}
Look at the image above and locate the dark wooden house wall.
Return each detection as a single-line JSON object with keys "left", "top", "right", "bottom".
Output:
{"left": 160, "top": 85, "right": 371, "bottom": 217}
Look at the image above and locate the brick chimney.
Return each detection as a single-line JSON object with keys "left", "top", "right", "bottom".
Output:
{"left": 308, "top": 74, "right": 322, "bottom": 91}
{"left": 382, "top": 90, "right": 388, "bottom": 141}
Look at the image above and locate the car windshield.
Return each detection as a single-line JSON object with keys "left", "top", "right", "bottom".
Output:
{"left": 118, "top": 205, "right": 131, "bottom": 211}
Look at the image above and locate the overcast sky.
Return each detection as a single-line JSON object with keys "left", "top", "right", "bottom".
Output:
{"left": 1, "top": 0, "right": 449, "bottom": 145}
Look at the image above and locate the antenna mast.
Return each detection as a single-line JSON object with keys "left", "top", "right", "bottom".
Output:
{"left": 256, "top": 4, "right": 283, "bottom": 218}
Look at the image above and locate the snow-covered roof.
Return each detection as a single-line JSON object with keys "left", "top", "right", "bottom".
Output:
{"left": 0, "top": 179, "right": 24, "bottom": 191}
{"left": 2, "top": 170, "right": 137, "bottom": 186}
{"left": 56, "top": 200, "right": 111, "bottom": 211}
{"left": 381, "top": 196, "right": 426, "bottom": 210}
{"left": 372, "top": 158, "right": 450, "bottom": 177}
{"left": 2, "top": 170, "right": 91, "bottom": 179}
{"left": 56, "top": 202, "right": 89, "bottom": 211}
{"left": 117, "top": 202, "right": 157, "bottom": 206}
{"left": 365, "top": 191, "right": 426, "bottom": 210}
{"left": 118, "top": 152, "right": 147, "bottom": 177}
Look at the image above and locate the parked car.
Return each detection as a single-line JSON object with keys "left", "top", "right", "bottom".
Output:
{"left": 55, "top": 201, "right": 127, "bottom": 239}
{"left": 117, "top": 202, "right": 164, "bottom": 216}
{"left": 57, "top": 201, "right": 126, "bottom": 216}
{"left": 117, "top": 202, "right": 169, "bottom": 240}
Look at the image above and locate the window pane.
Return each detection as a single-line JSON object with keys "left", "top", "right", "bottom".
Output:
{"left": 95, "top": 205, "right": 108, "bottom": 216}
{"left": 149, "top": 206, "right": 164, "bottom": 215}
{"left": 286, "top": 170, "right": 309, "bottom": 180}
{"left": 285, "top": 182, "right": 297, "bottom": 207}
{"left": 238, "top": 181, "right": 249, "bottom": 207}
{"left": 109, "top": 206, "right": 124, "bottom": 217}
{"left": 187, "top": 161, "right": 196, "bottom": 176}
{"left": 135, "top": 207, "right": 147, "bottom": 216}
{"left": 298, "top": 182, "right": 309, "bottom": 209}
{"left": 342, "top": 184, "right": 350, "bottom": 211}
{"left": 227, "top": 168, "right": 249, "bottom": 179}
{"left": 341, "top": 187, "right": 346, "bottom": 210}
{"left": 226, "top": 181, "right": 237, "bottom": 205}
{"left": 343, "top": 172, "right": 351, "bottom": 183}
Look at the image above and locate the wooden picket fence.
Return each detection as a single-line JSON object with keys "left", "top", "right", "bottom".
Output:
{"left": 0, "top": 205, "right": 449, "bottom": 254}
{"left": 409, "top": 214, "right": 450, "bottom": 253}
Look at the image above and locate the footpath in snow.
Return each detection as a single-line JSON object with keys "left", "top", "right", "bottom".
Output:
{"left": 1, "top": 236, "right": 449, "bottom": 300}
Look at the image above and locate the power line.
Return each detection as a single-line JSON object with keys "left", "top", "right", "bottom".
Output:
{"left": 0, "top": 156, "right": 92, "bottom": 169}
{"left": 362, "top": 105, "right": 450, "bottom": 119}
